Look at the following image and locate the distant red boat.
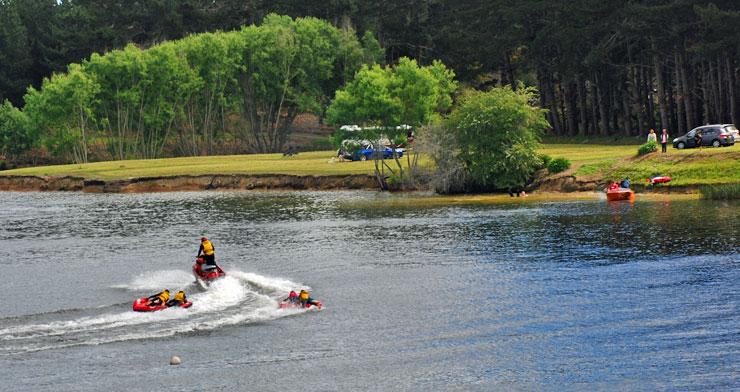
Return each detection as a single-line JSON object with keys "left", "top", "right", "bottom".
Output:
{"left": 648, "top": 176, "right": 672, "bottom": 185}
{"left": 606, "top": 183, "right": 635, "bottom": 202}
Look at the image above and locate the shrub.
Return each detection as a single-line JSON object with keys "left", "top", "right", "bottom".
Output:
{"left": 547, "top": 157, "right": 571, "bottom": 174}
{"left": 700, "top": 184, "right": 740, "bottom": 200}
{"left": 446, "top": 86, "right": 549, "bottom": 191}
{"left": 637, "top": 141, "right": 658, "bottom": 156}
{"left": 537, "top": 153, "right": 552, "bottom": 170}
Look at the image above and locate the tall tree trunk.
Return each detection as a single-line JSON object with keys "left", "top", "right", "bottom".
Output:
{"left": 644, "top": 65, "right": 656, "bottom": 132}
{"left": 577, "top": 75, "right": 588, "bottom": 136}
{"left": 716, "top": 56, "right": 726, "bottom": 122}
{"left": 700, "top": 61, "right": 711, "bottom": 125}
{"left": 678, "top": 51, "right": 695, "bottom": 128}
{"left": 538, "top": 68, "right": 562, "bottom": 134}
{"left": 674, "top": 52, "right": 686, "bottom": 134}
{"left": 564, "top": 81, "right": 577, "bottom": 136}
{"left": 726, "top": 54, "right": 737, "bottom": 125}
{"left": 590, "top": 79, "right": 599, "bottom": 136}
{"left": 622, "top": 82, "right": 632, "bottom": 136}
{"left": 653, "top": 54, "right": 670, "bottom": 131}
{"left": 630, "top": 65, "right": 644, "bottom": 135}
{"left": 595, "top": 72, "right": 609, "bottom": 136}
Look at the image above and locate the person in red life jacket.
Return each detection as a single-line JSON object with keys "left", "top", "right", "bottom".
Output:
{"left": 197, "top": 237, "right": 216, "bottom": 270}
{"left": 284, "top": 290, "right": 299, "bottom": 304}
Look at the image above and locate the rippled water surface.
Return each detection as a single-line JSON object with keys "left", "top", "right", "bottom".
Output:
{"left": 0, "top": 191, "right": 737, "bottom": 391}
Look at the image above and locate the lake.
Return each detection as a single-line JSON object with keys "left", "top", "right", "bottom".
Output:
{"left": 0, "top": 191, "right": 737, "bottom": 391}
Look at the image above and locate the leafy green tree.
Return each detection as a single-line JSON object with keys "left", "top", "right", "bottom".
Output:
{"left": 326, "top": 57, "right": 456, "bottom": 187}
{"left": 24, "top": 64, "right": 100, "bottom": 163}
{"left": 447, "top": 86, "right": 549, "bottom": 191}
{"left": 176, "top": 31, "right": 243, "bottom": 155}
{"left": 0, "top": 100, "right": 34, "bottom": 158}
{"left": 236, "top": 14, "right": 375, "bottom": 152}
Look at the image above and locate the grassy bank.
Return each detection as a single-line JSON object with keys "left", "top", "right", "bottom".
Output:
{"left": 547, "top": 144, "right": 740, "bottom": 186}
{"left": 700, "top": 184, "right": 740, "bottom": 200}
{"left": 339, "top": 191, "right": 701, "bottom": 209}
{"left": 0, "top": 151, "right": 378, "bottom": 180}
{"left": 1, "top": 143, "right": 737, "bottom": 189}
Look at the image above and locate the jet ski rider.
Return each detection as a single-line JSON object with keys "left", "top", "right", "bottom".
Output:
{"left": 284, "top": 291, "right": 299, "bottom": 304}
{"left": 148, "top": 289, "right": 170, "bottom": 306}
{"left": 198, "top": 237, "right": 217, "bottom": 270}
{"left": 298, "top": 290, "right": 320, "bottom": 308}
{"left": 166, "top": 290, "right": 187, "bottom": 307}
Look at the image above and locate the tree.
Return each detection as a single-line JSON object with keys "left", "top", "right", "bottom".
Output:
{"left": 236, "top": 14, "right": 377, "bottom": 152}
{"left": 326, "top": 57, "right": 456, "bottom": 188}
{"left": 24, "top": 64, "right": 99, "bottom": 163}
{"left": 0, "top": 99, "right": 33, "bottom": 159}
{"left": 0, "top": 0, "right": 32, "bottom": 105}
{"left": 446, "top": 86, "right": 549, "bottom": 191}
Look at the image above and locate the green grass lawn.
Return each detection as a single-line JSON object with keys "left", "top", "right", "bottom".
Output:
{"left": 540, "top": 143, "right": 739, "bottom": 186}
{"left": 1, "top": 151, "right": 378, "bottom": 179}
{"left": 2, "top": 143, "right": 738, "bottom": 187}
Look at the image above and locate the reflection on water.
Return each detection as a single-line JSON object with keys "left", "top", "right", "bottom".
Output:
{"left": 0, "top": 191, "right": 737, "bottom": 391}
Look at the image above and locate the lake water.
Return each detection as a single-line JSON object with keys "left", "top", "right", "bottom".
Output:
{"left": 0, "top": 191, "right": 737, "bottom": 391}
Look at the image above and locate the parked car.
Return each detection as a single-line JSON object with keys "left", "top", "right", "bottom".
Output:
{"left": 337, "top": 143, "right": 404, "bottom": 161}
{"left": 673, "top": 124, "right": 736, "bottom": 149}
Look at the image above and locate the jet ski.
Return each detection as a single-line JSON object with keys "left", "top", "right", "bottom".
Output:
{"left": 193, "top": 256, "right": 226, "bottom": 286}
{"left": 132, "top": 297, "right": 192, "bottom": 312}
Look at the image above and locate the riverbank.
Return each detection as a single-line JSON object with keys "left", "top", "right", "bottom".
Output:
{"left": 0, "top": 144, "right": 737, "bottom": 194}
{"left": 0, "top": 173, "right": 377, "bottom": 192}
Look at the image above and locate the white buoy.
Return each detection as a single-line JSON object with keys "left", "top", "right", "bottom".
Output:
{"left": 170, "top": 356, "right": 181, "bottom": 365}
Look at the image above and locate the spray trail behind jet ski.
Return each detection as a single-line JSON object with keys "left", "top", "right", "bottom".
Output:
{"left": 0, "top": 270, "right": 308, "bottom": 355}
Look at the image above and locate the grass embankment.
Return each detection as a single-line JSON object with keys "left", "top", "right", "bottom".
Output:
{"left": 541, "top": 144, "right": 740, "bottom": 187}
{"left": 2, "top": 143, "right": 737, "bottom": 189}
{"left": 699, "top": 184, "right": 740, "bottom": 200}
{"left": 340, "top": 191, "right": 700, "bottom": 209}
{"left": 0, "top": 151, "right": 378, "bottom": 180}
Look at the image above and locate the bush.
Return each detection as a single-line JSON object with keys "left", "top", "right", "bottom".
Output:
{"left": 446, "top": 86, "right": 549, "bottom": 191}
{"left": 547, "top": 157, "right": 571, "bottom": 174}
{"left": 637, "top": 141, "right": 658, "bottom": 156}
{"left": 537, "top": 153, "right": 552, "bottom": 170}
{"left": 700, "top": 184, "right": 740, "bottom": 200}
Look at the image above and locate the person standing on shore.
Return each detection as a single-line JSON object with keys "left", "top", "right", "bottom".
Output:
{"left": 647, "top": 129, "right": 657, "bottom": 143}
{"left": 660, "top": 129, "right": 669, "bottom": 153}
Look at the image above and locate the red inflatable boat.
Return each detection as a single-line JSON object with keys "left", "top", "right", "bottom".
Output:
{"left": 193, "top": 257, "right": 226, "bottom": 284}
{"left": 132, "top": 297, "right": 193, "bottom": 312}
{"left": 606, "top": 183, "right": 635, "bottom": 202}
{"left": 279, "top": 300, "right": 323, "bottom": 310}
{"left": 648, "top": 176, "right": 672, "bottom": 185}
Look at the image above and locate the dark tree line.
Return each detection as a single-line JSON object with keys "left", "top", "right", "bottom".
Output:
{"left": 2, "top": 0, "right": 740, "bottom": 136}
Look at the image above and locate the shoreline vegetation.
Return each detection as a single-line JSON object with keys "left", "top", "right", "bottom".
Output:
{"left": 1, "top": 143, "right": 737, "bottom": 198}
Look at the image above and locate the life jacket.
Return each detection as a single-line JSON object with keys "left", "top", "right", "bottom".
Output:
{"left": 299, "top": 291, "right": 309, "bottom": 302}
{"left": 202, "top": 240, "right": 214, "bottom": 256}
{"left": 173, "top": 291, "right": 186, "bottom": 303}
{"left": 158, "top": 291, "right": 170, "bottom": 303}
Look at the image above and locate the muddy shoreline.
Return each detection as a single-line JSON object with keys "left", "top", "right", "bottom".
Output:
{"left": 0, "top": 174, "right": 378, "bottom": 192}
{"left": 0, "top": 172, "right": 707, "bottom": 194}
